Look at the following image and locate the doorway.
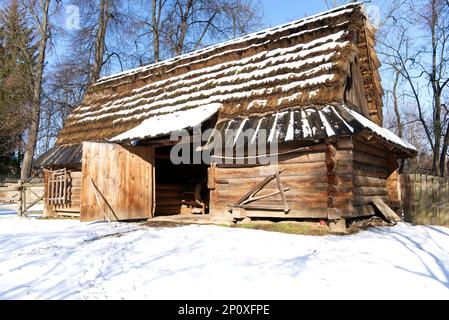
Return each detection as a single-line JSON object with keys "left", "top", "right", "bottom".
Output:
{"left": 154, "top": 146, "right": 209, "bottom": 216}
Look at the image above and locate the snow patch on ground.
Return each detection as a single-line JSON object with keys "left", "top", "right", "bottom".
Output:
{"left": 0, "top": 207, "right": 448, "bottom": 300}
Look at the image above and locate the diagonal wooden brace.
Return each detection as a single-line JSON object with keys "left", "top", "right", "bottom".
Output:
{"left": 232, "top": 169, "right": 290, "bottom": 214}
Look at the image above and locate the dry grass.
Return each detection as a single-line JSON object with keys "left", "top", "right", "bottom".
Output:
{"left": 231, "top": 221, "right": 332, "bottom": 236}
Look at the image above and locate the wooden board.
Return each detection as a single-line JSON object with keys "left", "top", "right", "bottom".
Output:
{"left": 80, "top": 142, "right": 154, "bottom": 222}
{"left": 344, "top": 59, "right": 370, "bottom": 117}
{"left": 347, "top": 205, "right": 375, "bottom": 218}
{"left": 372, "top": 198, "right": 402, "bottom": 223}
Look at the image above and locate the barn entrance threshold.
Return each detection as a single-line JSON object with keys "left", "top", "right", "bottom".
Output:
{"left": 147, "top": 214, "right": 235, "bottom": 227}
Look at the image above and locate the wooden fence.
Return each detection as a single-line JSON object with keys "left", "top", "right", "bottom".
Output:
{"left": 396, "top": 174, "right": 449, "bottom": 226}
{"left": 0, "top": 180, "right": 45, "bottom": 216}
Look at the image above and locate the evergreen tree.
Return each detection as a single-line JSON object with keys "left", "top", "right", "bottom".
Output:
{"left": 0, "top": 0, "right": 36, "bottom": 177}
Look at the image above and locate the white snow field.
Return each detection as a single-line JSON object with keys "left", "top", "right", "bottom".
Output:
{"left": 1, "top": 205, "right": 449, "bottom": 300}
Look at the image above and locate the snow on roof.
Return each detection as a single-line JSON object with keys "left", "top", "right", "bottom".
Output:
{"left": 56, "top": 2, "right": 382, "bottom": 147}
{"left": 38, "top": 103, "right": 416, "bottom": 168}
{"left": 110, "top": 104, "right": 221, "bottom": 142}
{"left": 207, "top": 105, "right": 417, "bottom": 155}
{"left": 343, "top": 106, "right": 417, "bottom": 152}
{"left": 94, "top": 2, "right": 363, "bottom": 86}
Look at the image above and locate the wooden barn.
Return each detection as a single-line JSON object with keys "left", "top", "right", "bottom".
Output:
{"left": 35, "top": 3, "right": 417, "bottom": 229}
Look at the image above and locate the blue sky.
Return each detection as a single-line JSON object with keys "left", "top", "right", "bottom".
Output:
{"left": 260, "top": 0, "right": 326, "bottom": 27}
{"left": 260, "top": 0, "right": 391, "bottom": 28}
{"left": 48, "top": 1, "right": 393, "bottom": 74}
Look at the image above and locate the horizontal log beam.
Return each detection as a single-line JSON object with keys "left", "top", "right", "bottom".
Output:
{"left": 353, "top": 187, "right": 388, "bottom": 197}
{"left": 354, "top": 176, "right": 386, "bottom": 188}
{"left": 243, "top": 209, "right": 328, "bottom": 219}
{"left": 353, "top": 195, "right": 388, "bottom": 206}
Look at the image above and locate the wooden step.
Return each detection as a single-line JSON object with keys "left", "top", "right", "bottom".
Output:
{"left": 56, "top": 209, "right": 80, "bottom": 218}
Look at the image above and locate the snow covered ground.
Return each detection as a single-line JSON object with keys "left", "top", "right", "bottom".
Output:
{"left": 1, "top": 205, "right": 449, "bottom": 300}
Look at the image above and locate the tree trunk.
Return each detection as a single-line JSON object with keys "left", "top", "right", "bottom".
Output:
{"left": 175, "top": 0, "right": 193, "bottom": 56}
{"left": 20, "top": 0, "right": 51, "bottom": 180}
{"left": 392, "top": 69, "right": 405, "bottom": 173}
{"left": 152, "top": 0, "right": 161, "bottom": 63}
{"left": 431, "top": 0, "right": 441, "bottom": 177}
{"left": 433, "top": 91, "right": 442, "bottom": 176}
{"left": 89, "top": 0, "right": 110, "bottom": 84}
{"left": 440, "top": 126, "right": 449, "bottom": 176}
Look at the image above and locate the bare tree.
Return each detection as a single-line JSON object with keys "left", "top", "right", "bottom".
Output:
{"left": 379, "top": 0, "right": 449, "bottom": 176}
{"left": 151, "top": 0, "right": 168, "bottom": 62}
{"left": 20, "top": 0, "right": 51, "bottom": 180}
{"left": 139, "top": 0, "right": 262, "bottom": 60}
{"left": 62, "top": 0, "right": 129, "bottom": 88}
{"left": 421, "top": 0, "right": 449, "bottom": 176}
{"left": 89, "top": 0, "right": 111, "bottom": 84}
{"left": 38, "top": 60, "right": 86, "bottom": 153}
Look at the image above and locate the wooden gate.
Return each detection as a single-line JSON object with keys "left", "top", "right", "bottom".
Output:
{"left": 80, "top": 142, "right": 154, "bottom": 222}
{"left": 44, "top": 169, "right": 82, "bottom": 217}
{"left": 47, "top": 169, "right": 69, "bottom": 206}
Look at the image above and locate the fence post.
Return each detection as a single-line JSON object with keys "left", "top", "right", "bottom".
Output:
{"left": 17, "top": 180, "right": 23, "bottom": 216}
{"left": 23, "top": 182, "right": 27, "bottom": 217}
{"left": 444, "top": 177, "right": 449, "bottom": 203}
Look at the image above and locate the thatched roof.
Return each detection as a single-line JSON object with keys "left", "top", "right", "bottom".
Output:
{"left": 56, "top": 2, "right": 383, "bottom": 146}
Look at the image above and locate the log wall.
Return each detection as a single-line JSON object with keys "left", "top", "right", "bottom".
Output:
{"left": 351, "top": 138, "right": 398, "bottom": 217}
{"left": 332, "top": 138, "right": 354, "bottom": 219}
{"left": 209, "top": 147, "right": 329, "bottom": 218}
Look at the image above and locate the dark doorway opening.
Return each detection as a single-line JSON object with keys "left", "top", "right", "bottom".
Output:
{"left": 154, "top": 145, "right": 209, "bottom": 216}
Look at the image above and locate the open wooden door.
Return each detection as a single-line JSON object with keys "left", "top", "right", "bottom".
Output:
{"left": 80, "top": 142, "right": 154, "bottom": 222}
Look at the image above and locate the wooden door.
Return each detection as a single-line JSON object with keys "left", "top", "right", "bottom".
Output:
{"left": 80, "top": 142, "right": 154, "bottom": 221}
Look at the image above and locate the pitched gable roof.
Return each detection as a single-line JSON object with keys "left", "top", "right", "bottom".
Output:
{"left": 56, "top": 2, "right": 381, "bottom": 145}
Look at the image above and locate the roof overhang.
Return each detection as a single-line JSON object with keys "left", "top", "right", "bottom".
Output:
{"left": 33, "top": 144, "right": 83, "bottom": 169}
{"left": 204, "top": 105, "right": 417, "bottom": 157}
{"left": 38, "top": 103, "right": 417, "bottom": 168}
{"left": 109, "top": 104, "right": 221, "bottom": 143}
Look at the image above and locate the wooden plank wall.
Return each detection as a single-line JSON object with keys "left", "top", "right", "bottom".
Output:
{"left": 209, "top": 147, "right": 329, "bottom": 218}
{"left": 351, "top": 138, "right": 398, "bottom": 218}
{"left": 81, "top": 142, "right": 154, "bottom": 222}
{"left": 344, "top": 59, "right": 370, "bottom": 118}
{"left": 395, "top": 174, "right": 449, "bottom": 226}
